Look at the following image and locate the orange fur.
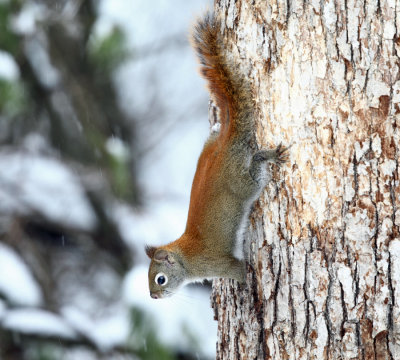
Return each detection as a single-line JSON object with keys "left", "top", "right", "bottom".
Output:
{"left": 145, "top": 13, "right": 286, "bottom": 294}
{"left": 191, "top": 14, "right": 249, "bottom": 140}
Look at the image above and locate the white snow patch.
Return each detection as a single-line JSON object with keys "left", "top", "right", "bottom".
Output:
{"left": 112, "top": 201, "right": 188, "bottom": 262}
{"left": 0, "top": 51, "right": 20, "bottom": 81}
{"left": 62, "top": 306, "right": 130, "bottom": 351}
{"left": 11, "top": 2, "right": 48, "bottom": 35}
{"left": 0, "top": 243, "right": 43, "bottom": 306}
{"left": 106, "top": 137, "right": 129, "bottom": 160}
{"left": 3, "top": 309, "right": 77, "bottom": 339}
{"left": 99, "top": 0, "right": 209, "bottom": 48}
{"left": 60, "top": 348, "right": 105, "bottom": 360}
{"left": 24, "top": 37, "right": 61, "bottom": 89}
{"left": 123, "top": 265, "right": 217, "bottom": 358}
{"left": 91, "top": 17, "right": 114, "bottom": 40}
{"left": 0, "top": 300, "right": 5, "bottom": 320}
{"left": 23, "top": 133, "right": 49, "bottom": 154}
{"left": 0, "top": 152, "right": 97, "bottom": 231}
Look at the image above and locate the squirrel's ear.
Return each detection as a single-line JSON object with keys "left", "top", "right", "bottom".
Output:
{"left": 154, "top": 249, "right": 175, "bottom": 264}
{"left": 145, "top": 245, "right": 157, "bottom": 258}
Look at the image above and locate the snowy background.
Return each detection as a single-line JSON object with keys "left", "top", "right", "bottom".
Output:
{"left": 0, "top": 0, "right": 215, "bottom": 359}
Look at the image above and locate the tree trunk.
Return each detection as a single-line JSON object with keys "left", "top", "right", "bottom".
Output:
{"left": 211, "top": 0, "right": 400, "bottom": 359}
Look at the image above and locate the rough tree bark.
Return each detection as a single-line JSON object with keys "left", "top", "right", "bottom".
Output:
{"left": 211, "top": 0, "right": 400, "bottom": 359}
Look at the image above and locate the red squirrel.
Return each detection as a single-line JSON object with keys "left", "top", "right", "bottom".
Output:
{"left": 145, "top": 13, "right": 288, "bottom": 299}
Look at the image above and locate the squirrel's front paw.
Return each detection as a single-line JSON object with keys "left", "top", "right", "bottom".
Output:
{"left": 252, "top": 144, "right": 289, "bottom": 165}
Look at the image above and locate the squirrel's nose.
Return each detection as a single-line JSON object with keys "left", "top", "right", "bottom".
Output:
{"left": 150, "top": 292, "right": 159, "bottom": 299}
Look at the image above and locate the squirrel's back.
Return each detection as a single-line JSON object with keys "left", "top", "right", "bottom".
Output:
{"left": 146, "top": 12, "right": 288, "bottom": 297}
{"left": 192, "top": 14, "right": 253, "bottom": 140}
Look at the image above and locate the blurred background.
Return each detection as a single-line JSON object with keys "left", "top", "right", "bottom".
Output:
{"left": 0, "top": 0, "right": 215, "bottom": 359}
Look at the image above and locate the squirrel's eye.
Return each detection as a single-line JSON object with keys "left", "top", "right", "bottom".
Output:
{"left": 155, "top": 273, "right": 168, "bottom": 286}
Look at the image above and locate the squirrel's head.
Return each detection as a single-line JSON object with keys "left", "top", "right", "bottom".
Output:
{"left": 145, "top": 246, "right": 186, "bottom": 299}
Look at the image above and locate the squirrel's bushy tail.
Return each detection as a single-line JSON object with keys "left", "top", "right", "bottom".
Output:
{"left": 192, "top": 13, "right": 252, "bottom": 139}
